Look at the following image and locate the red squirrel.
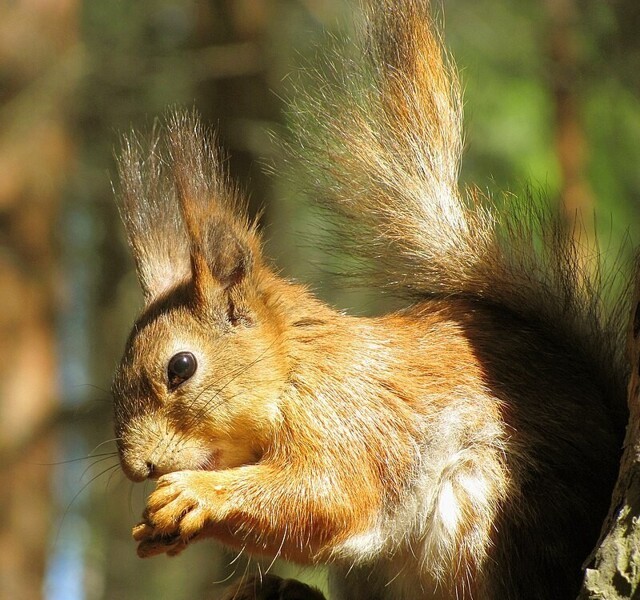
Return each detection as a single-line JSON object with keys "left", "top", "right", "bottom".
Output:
{"left": 112, "top": 1, "right": 629, "bottom": 598}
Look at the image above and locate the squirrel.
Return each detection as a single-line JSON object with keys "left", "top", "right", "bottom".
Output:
{"left": 112, "top": 1, "right": 630, "bottom": 598}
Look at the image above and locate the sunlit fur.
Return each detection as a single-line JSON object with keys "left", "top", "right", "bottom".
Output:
{"left": 112, "top": 1, "right": 629, "bottom": 599}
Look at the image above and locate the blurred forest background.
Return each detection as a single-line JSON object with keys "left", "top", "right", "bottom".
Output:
{"left": 1, "top": 0, "right": 639, "bottom": 599}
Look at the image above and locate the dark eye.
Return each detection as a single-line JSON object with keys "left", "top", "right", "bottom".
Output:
{"left": 167, "top": 352, "right": 197, "bottom": 389}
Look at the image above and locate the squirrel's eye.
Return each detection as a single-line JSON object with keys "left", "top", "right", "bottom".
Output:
{"left": 167, "top": 352, "right": 197, "bottom": 389}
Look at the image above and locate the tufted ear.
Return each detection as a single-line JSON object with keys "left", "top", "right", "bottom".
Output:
{"left": 116, "top": 111, "right": 260, "bottom": 307}
{"left": 166, "top": 110, "right": 260, "bottom": 308}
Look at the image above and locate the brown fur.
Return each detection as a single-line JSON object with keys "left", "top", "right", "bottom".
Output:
{"left": 112, "top": 2, "right": 628, "bottom": 599}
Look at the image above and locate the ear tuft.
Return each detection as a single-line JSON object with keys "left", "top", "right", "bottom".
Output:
{"left": 116, "top": 109, "right": 261, "bottom": 306}
{"left": 116, "top": 127, "right": 191, "bottom": 301}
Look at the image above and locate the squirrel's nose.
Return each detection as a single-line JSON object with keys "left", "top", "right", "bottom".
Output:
{"left": 119, "top": 454, "right": 155, "bottom": 482}
{"left": 146, "top": 461, "right": 158, "bottom": 479}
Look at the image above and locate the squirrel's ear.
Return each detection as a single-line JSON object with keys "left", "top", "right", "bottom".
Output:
{"left": 167, "top": 110, "right": 260, "bottom": 306}
{"left": 117, "top": 112, "right": 260, "bottom": 306}
{"left": 180, "top": 204, "right": 258, "bottom": 305}
{"left": 195, "top": 214, "right": 255, "bottom": 290}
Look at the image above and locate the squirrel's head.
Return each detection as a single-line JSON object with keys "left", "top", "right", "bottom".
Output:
{"left": 112, "top": 111, "right": 288, "bottom": 482}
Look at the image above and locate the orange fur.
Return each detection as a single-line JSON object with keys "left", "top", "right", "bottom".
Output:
{"left": 112, "top": 2, "right": 628, "bottom": 599}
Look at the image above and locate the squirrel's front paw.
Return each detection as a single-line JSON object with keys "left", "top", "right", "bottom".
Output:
{"left": 133, "top": 470, "right": 225, "bottom": 557}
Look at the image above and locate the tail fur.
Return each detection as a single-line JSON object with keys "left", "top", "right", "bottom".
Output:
{"left": 288, "top": 0, "right": 630, "bottom": 408}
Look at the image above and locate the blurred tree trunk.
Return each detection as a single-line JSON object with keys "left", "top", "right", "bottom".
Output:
{"left": 0, "top": 0, "right": 78, "bottom": 598}
{"left": 544, "top": 0, "right": 640, "bottom": 594}
{"left": 196, "top": 0, "right": 272, "bottom": 221}
{"left": 544, "top": 0, "right": 594, "bottom": 236}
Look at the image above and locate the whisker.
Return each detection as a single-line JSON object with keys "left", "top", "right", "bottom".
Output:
{"left": 264, "top": 523, "right": 287, "bottom": 575}
{"left": 72, "top": 383, "right": 113, "bottom": 396}
{"left": 38, "top": 451, "right": 118, "bottom": 467}
{"left": 106, "top": 464, "right": 126, "bottom": 490}
{"left": 88, "top": 438, "right": 121, "bottom": 454}
{"left": 226, "top": 553, "right": 253, "bottom": 600}
{"left": 80, "top": 454, "right": 120, "bottom": 481}
{"left": 212, "top": 565, "right": 238, "bottom": 586}
{"left": 54, "top": 463, "right": 121, "bottom": 547}
{"left": 228, "top": 544, "right": 248, "bottom": 566}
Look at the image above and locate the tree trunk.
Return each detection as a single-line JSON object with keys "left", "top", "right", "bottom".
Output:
{"left": 544, "top": 0, "right": 594, "bottom": 235}
{"left": 577, "top": 269, "right": 640, "bottom": 599}
{"left": 0, "top": 0, "right": 78, "bottom": 597}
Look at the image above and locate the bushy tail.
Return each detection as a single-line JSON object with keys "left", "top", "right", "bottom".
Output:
{"left": 288, "top": 0, "right": 629, "bottom": 406}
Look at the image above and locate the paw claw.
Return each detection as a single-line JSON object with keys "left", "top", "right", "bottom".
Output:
{"left": 132, "top": 522, "right": 153, "bottom": 541}
{"left": 136, "top": 533, "right": 181, "bottom": 558}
